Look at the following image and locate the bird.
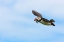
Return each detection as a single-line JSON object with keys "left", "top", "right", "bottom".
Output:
{"left": 32, "top": 10, "right": 55, "bottom": 26}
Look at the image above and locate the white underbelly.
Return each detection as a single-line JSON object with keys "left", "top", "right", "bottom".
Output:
{"left": 40, "top": 20, "right": 51, "bottom": 25}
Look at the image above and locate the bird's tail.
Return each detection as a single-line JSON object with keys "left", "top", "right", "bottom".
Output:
{"left": 51, "top": 23, "right": 55, "bottom": 26}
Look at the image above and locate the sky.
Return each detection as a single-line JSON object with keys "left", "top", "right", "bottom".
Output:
{"left": 0, "top": 0, "right": 64, "bottom": 42}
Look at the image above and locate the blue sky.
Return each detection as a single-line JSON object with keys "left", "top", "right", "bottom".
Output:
{"left": 0, "top": 0, "right": 64, "bottom": 42}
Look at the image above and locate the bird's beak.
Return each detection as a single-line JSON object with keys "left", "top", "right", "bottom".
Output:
{"left": 34, "top": 19, "right": 36, "bottom": 21}
{"left": 34, "top": 18, "right": 36, "bottom": 21}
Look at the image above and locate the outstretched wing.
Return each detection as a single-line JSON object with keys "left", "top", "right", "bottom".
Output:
{"left": 32, "top": 10, "right": 42, "bottom": 18}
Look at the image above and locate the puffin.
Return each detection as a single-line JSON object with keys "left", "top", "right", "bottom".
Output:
{"left": 32, "top": 10, "right": 55, "bottom": 26}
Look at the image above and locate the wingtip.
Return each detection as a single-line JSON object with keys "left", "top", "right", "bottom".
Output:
{"left": 32, "top": 10, "right": 35, "bottom": 12}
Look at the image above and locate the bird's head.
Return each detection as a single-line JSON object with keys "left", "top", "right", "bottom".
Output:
{"left": 34, "top": 18, "right": 37, "bottom": 21}
{"left": 34, "top": 17, "right": 41, "bottom": 21}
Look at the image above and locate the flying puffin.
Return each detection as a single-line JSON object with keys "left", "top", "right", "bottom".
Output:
{"left": 32, "top": 10, "right": 55, "bottom": 26}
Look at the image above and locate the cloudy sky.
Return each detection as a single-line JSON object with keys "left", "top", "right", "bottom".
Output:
{"left": 0, "top": 0, "right": 64, "bottom": 42}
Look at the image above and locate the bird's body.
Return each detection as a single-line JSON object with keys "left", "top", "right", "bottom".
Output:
{"left": 32, "top": 10, "right": 55, "bottom": 26}
{"left": 40, "top": 20, "right": 51, "bottom": 25}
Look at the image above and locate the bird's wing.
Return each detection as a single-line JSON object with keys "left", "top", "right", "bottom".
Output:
{"left": 32, "top": 10, "right": 42, "bottom": 18}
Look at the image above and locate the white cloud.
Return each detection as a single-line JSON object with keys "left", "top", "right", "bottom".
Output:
{"left": 13, "top": 0, "right": 64, "bottom": 20}
{"left": 0, "top": 0, "right": 14, "bottom": 4}
{"left": 0, "top": 0, "right": 64, "bottom": 42}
